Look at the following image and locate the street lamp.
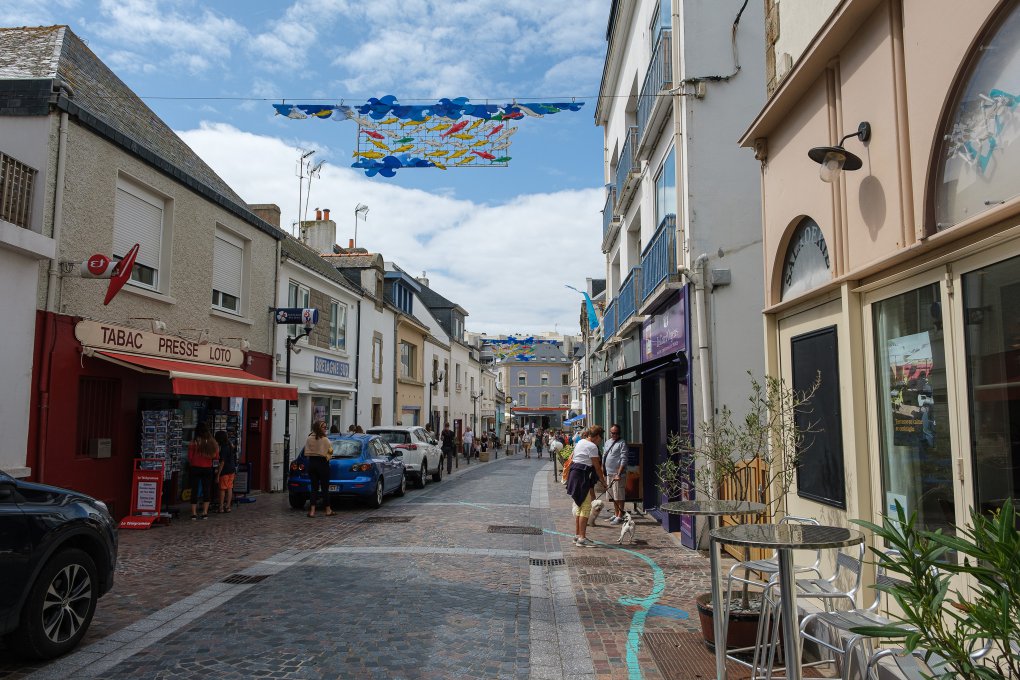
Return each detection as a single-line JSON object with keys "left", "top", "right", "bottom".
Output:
{"left": 353, "top": 203, "right": 369, "bottom": 248}
{"left": 283, "top": 320, "right": 315, "bottom": 489}
{"left": 429, "top": 370, "right": 445, "bottom": 433}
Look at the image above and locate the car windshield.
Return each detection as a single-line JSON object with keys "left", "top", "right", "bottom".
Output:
{"left": 373, "top": 431, "right": 411, "bottom": 445}
{"left": 330, "top": 440, "right": 363, "bottom": 458}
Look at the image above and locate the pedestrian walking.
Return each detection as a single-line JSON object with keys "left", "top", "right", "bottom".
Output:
{"left": 187, "top": 423, "right": 219, "bottom": 520}
{"left": 548, "top": 435, "right": 564, "bottom": 479}
{"left": 535, "top": 428, "right": 544, "bottom": 458}
{"left": 441, "top": 422, "right": 456, "bottom": 473}
{"left": 566, "top": 425, "right": 608, "bottom": 547}
{"left": 463, "top": 426, "right": 474, "bottom": 465}
{"left": 304, "top": 420, "right": 334, "bottom": 518}
{"left": 214, "top": 430, "right": 237, "bottom": 513}
{"left": 602, "top": 424, "right": 629, "bottom": 524}
{"left": 522, "top": 431, "right": 532, "bottom": 459}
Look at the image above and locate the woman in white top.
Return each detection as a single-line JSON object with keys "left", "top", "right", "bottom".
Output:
{"left": 565, "top": 425, "right": 608, "bottom": 547}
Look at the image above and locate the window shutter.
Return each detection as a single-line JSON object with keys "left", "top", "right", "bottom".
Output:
{"left": 114, "top": 186, "right": 162, "bottom": 269}
{"left": 212, "top": 232, "right": 243, "bottom": 297}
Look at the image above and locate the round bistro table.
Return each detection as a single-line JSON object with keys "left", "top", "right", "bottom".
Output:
{"left": 660, "top": 500, "right": 766, "bottom": 680}
{"left": 709, "top": 523, "right": 865, "bottom": 680}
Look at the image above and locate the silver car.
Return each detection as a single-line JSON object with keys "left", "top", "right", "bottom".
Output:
{"left": 367, "top": 426, "right": 444, "bottom": 487}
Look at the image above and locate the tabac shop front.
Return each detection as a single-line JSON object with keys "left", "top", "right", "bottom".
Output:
{"left": 29, "top": 317, "right": 296, "bottom": 518}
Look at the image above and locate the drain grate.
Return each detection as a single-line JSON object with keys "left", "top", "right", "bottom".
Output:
{"left": 568, "top": 556, "right": 610, "bottom": 566}
{"left": 577, "top": 573, "right": 624, "bottom": 584}
{"left": 644, "top": 631, "right": 826, "bottom": 678}
{"left": 487, "top": 525, "right": 542, "bottom": 535}
{"left": 360, "top": 516, "right": 414, "bottom": 524}
{"left": 222, "top": 574, "right": 271, "bottom": 584}
{"left": 529, "top": 558, "right": 566, "bottom": 566}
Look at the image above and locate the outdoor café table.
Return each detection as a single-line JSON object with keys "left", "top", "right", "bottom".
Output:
{"left": 660, "top": 500, "right": 765, "bottom": 680}
{"left": 710, "top": 523, "right": 865, "bottom": 680}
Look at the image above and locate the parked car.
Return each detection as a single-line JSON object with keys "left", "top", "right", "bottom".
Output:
{"left": 287, "top": 434, "right": 406, "bottom": 509}
{"left": 367, "top": 426, "right": 444, "bottom": 487}
{"left": 0, "top": 470, "right": 118, "bottom": 659}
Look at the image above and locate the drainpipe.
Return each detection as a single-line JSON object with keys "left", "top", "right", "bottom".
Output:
{"left": 36, "top": 103, "right": 71, "bottom": 483}
{"left": 692, "top": 253, "right": 713, "bottom": 432}
{"left": 353, "top": 299, "right": 361, "bottom": 426}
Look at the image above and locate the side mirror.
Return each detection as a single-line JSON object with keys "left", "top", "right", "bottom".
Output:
{"left": 0, "top": 486, "right": 14, "bottom": 501}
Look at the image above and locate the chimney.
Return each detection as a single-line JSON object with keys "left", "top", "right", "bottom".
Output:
{"left": 249, "top": 203, "right": 281, "bottom": 228}
{"left": 300, "top": 213, "right": 337, "bottom": 254}
{"left": 349, "top": 238, "right": 354, "bottom": 248}
{"left": 416, "top": 271, "right": 430, "bottom": 287}
{"left": 315, "top": 208, "right": 322, "bottom": 220}
{"left": 323, "top": 208, "right": 330, "bottom": 220}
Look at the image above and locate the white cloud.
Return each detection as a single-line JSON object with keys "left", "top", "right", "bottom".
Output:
{"left": 178, "top": 122, "right": 603, "bottom": 335}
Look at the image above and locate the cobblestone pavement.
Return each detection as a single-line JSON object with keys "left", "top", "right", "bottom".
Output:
{"left": 0, "top": 450, "right": 766, "bottom": 680}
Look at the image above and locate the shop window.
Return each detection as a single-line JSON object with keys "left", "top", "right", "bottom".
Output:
{"left": 872, "top": 283, "right": 954, "bottom": 533}
{"left": 791, "top": 327, "right": 847, "bottom": 509}
{"left": 77, "top": 377, "right": 119, "bottom": 457}
{"left": 114, "top": 176, "right": 167, "bottom": 291}
{"left": 311, "top": 396, "right": 329, "bottom": 428}
{"left": 963, "top": 255, "right": 1020, "bottom": 517}
{"left": 935, "top": 4, "right": 1020, "bottom": 230}
{"left": 288, "top": 281, "right": 309, "bottom": 337}
{"left": 329, "top": 300, "right": 346, "bottom": 350}
{"left": 211, "top": 228, "right": 244, "bottom": 315}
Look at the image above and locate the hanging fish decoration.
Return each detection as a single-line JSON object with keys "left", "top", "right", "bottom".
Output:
{"left": 472, "top": 150, "right": 496, "bottom": 160}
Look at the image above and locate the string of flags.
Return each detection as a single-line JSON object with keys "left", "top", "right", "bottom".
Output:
{"left": 272, "top": 95, "right": 584, "bottom": 177}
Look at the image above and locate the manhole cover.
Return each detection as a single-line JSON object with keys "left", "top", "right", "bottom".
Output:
{"left": 577, "top": 573, "right": 624, "bottom": 584}
{"left": 568, "top": 556, "right": 610, "bottom": 566}
{"left": 361, "top": 516, "right": 414, "bottom": 523}
{"left": 529, "top": 558, "right": 566, "bottom": 566}
{"left": 487, "top": 525, "right": 542, "bottom": 535}
{"left": 221, "top": 574, "right": 271, "bottom": 584}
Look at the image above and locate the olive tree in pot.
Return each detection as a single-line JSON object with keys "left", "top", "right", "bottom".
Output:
{"left": 657, "top": 372, "right": 820, "bottom": 650}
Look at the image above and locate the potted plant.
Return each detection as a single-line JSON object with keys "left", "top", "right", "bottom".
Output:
{"left": 657, "top": 371, "right": 820, "bottom": 650}
{"left": 850, "top": 500, "right": 1019, "bottom": 678}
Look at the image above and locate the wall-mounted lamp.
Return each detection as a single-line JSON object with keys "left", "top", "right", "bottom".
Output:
{"left": 808, "top": 121, "right": 871, "bottom": 183}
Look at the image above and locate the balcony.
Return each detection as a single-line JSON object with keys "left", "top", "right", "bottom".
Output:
{"left": 636, "top": 28, "right": 673, "bottom": 156}
{"left": 641, "top": 214, "right": 677, "bottom": 302}
{"left": 602, "top": 185, "right": 619, "bottom": 249}
{"left": 616, "top": 266, "right": 643, "bottom": 334}
{"left": 602, "top": 299, "right": 617, "bottom": 343}
{"left": 615, "top": 126, "right": 640, "bottom": 214}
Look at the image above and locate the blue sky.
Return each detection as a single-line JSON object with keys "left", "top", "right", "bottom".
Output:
{"left": 2, "top": 0, "right": 610, "bottom": 335}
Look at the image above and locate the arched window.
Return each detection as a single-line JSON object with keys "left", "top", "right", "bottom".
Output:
{"left": 780, "top": 218, "right": 831, "bottom": 300}
{"left": 935, "top": 3, "right": 1020, "bottom": 230}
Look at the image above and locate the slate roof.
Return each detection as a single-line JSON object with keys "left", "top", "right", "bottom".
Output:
{"left": 417, "top": 284, "right": 468, "bottom": 315}
{"left": 0, "top": 26, "right": 285, "bottom": 240}
{"left": 281, "top": 237, "right": 362, "bottom": 294}
{"left": 321, "top": 252, "right": 383, "bottom": 270}
{"left": 590, "top": 279, "right": 606, "bottom": 297}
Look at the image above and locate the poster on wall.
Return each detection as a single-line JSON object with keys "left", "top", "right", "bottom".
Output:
{"left": 886, "top": 331, "right": 935, "bottom": 448}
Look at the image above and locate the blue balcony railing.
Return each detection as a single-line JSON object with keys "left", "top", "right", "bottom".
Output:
{"left": 641, "top": 214, "right": 677, "bottom": 301}
{"left": 617, "top": 266, "right": 641, "bottom": 329}
{"left": 615, "top": 126, "right": 639, "bottom": 205}
{"left": 603, "top": 300, "right": 617, "bottom": 342}
{"left": 602, "top": 185, "right": 617, "bottom": 242}
{"left": 637, "top": 28, "right": 673, "bottom": 148}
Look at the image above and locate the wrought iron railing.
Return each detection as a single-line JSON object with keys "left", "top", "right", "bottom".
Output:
{"left": 602, "top": 185, "right": 617, "bottom": 242}
{"left": 637, "top": 28, "right": 673, "bottom": 147}
{"left": 602, "top": 299, "right": 617, "bottom": 342}
{"left": 615, "top": 126, "right": 639, "bottom": 204}
{"left": 617, "top": 266, "right": 641, "bottom": 328}
{"left": 641, "top": 214, "right": 677, "bottom": 301}
{"left": 0, "top": 151, "right": 37, "bottom": 229}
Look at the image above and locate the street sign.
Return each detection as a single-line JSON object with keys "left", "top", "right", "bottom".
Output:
{"left": 104, "top": 243, "right": 139, "bottom": 306}
{"left": 274, "top": 308, "right": 319, "bottom": 326}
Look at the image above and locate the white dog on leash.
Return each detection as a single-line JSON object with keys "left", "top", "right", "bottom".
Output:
{"left": 588, "top": 499, "right": 605, "bottom": 526}
{"left": 617, "top": 512, "right": 636, "bottom": 544}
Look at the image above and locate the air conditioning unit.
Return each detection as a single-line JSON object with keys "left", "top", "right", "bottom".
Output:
{"left": 88, "top": 438, "right": 112, "bottom": 459}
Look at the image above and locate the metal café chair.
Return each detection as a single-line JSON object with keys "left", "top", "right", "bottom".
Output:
{"left": 756, "top": 541, "right": 867, "bottom": 680}
{"left": 865, "top": 640, "right": 996, "bottom": 679}
{"left": 797, "top": 549, "right": 913, "bottom": 680}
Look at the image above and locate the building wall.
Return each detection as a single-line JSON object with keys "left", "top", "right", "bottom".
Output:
{"left": 395, "top": 317, "right": 427, "bottom": 425}
{"left": 355, "top": 298, "right": 395, "bottom": 428}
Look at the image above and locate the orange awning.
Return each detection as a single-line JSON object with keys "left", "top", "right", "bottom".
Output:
{"left": 92, "top": 351, "right": 298, "bottom": 400}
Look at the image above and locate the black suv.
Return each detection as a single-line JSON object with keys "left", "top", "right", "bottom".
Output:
{"left": 0, "top": 470, "right": 117, "bottom": 659}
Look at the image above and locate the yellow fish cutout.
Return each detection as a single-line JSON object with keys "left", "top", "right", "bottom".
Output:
{"left": 392, "top": 144, "right": 413, "bottom": 153}
{"left": 449, "top": 149, "right": 469, "bottom": 158}
{"left": 468, "top": 119, "right": 484, "bottom": 130}
{"left": 378, "top": 117, "right": 398, "bottom": 125}
{"left": 471, "top": 139, "right": 489, "bottom": 148}
{"left": 428, "top": 122, "right": 452, "bottom": 132}
{"left": 432, "top": 161, "right": 447, "bottom": 170}
{"left": 369, "top": 139, "right": 391, "bottom": 151}
{"left": 456, "top": 155, "right": 477, "bottom": 165}
{"left": 401, "top": 116, "right": 431, "bottom": 127}
{"left": 353, "top": 151, "right": 386, "bottom": 159}
{"left": 451, "top": 133, "right": 475, "bottom": 140}
{"left": 426, "top": 150, "right": 449, "bottom": 158}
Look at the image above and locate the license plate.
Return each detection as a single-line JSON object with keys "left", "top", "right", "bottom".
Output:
{"left": 328, "top": 485, "right": 340, "bottom": 492}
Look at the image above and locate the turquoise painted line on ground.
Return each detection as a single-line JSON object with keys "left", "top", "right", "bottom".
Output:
{"left": 457, "top": 500, "right": 492, "bottom": 511}
{"left": 545, "top": 529, "right": 677, "bottom": 680}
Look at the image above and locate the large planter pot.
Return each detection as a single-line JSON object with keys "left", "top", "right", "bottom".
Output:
{"left": 695, "top": 592, "right": 770, "bottom": 652}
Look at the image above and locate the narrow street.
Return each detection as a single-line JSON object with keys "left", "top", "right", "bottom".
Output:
{"left": 0, "top": 453, "right": 739, "bottom": 680}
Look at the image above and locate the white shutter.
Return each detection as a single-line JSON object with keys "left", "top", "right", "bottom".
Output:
{"left": 212, "top": 232, "right": 243, "bottom": 298}
{"left": 113, "top": 186, "right": 162, "bottom": 269}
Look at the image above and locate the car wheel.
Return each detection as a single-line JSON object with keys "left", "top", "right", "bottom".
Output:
{"left": 368, "top": 479, "right": 384, "bottom": 508}
{"left": 10, "top": 548, "right": 98, "bottom": 660}
{"left": 432, "top": 460, "right": 443, "bottom": 483}
{"left": 288, "top": 493, "right": 308, "bottom": 510}
{"left": 418, "top": 462, "right": 428, "bottom": 489}
{"left": 395, "top": 473, "right": 406, "bottom": 497}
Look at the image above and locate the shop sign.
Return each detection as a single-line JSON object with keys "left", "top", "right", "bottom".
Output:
{"left": 273, "top": 307, "right": 319, "bottom": 326}
{"left": 75, "top": 320, "right": 244, "bottom": 367}
{"left": 313, "top": 356, "right": 350, "bottom": 378}
{"left": 641, "top": 290, "right": 687, "bottom": 362}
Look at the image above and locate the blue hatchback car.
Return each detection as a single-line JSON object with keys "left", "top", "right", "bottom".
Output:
{"left": 287, "top": 434, "right": 406, "bottom": 510}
